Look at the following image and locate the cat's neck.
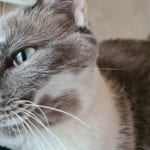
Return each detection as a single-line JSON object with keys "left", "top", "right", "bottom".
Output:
{"left": 49, "top": 67, "right": 135, "bottom": 150}
{"left": 57, "top": 67, "right": 122, "bottom": 150}
{"left": 3, "top": 66, "right": 135, "bottom": 150}
{"left": 23, "top": 67, "right": 122, "bottom": 150}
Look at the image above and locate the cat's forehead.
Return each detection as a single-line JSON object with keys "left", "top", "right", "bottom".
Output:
{"left": 0, "top": 6, "right": 76, "bottom": 51}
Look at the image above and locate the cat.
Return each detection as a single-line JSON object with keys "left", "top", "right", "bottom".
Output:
{"left": 0, "top": 0, "right": 149, "bottom": 150}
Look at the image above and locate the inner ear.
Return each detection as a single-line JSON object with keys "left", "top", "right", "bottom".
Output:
{"left": 12, "top": 0, "right": 88, "bottom": 27}
{"left": 73, "top": 0, "right": 88, "bottom": 27}
{"left": 52, "top": 0, "right": 88, "bottom": 27}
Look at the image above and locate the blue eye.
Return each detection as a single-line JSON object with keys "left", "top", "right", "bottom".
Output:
{"left": 13, "top": 47, "right": 36, "bottom": 66}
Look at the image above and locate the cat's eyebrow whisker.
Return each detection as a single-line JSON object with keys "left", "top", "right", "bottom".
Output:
{"left": 19, "top": 107, "right": 67, "bottom": 150}
{"left": 11, "top": 111, "right": 44, "bottom": 150}
{"left": 16, "top": 100, "right": 90, "bottom": 128}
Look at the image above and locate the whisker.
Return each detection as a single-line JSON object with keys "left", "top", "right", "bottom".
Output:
{"left": 11, "top": 111, "right": 43, "bottom": 150}
{"left": 21, "top": 122, "right": 30, "bottom": 150}
{"left": 31, "top": 103, "right": 50, "bottom": 127}
{"left": 19, "top": 108, "right": 67, "bottom": 150}
{"left": 10, "top": 110, "right": 30, "bottom": 150}
{"left": 12, "top": 116, "right": 25, "bottom": 149}
{"left": 16, "top": 100, "right": 90, "bottom": 128}
{"left": 25, "top": 116, "right": 54, "bottom": 150}
{"left": 4, "top": 111, "right": 11, "bottom": 137}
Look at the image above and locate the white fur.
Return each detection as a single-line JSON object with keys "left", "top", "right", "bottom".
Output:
{"left": 0, "top": 67, "right": 121, "bottom": 150}
{"left": 0, "top": 0, "right": 121, "bottom": 149}
{"left": 74, "top": 0, "right": 88, "bottom": 26}
{"left": 0, "top": 134, "right": 24, "bottom": 150}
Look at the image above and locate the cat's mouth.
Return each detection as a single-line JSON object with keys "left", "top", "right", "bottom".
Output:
{"left": 0, "top": 121, "right": 25, "bottom": 150}
{"left": 0, "top": 90, "right": 80, "bottom": 137}
{"left": 0, "top": 99, "right": 50, "bottom": 138}
{"left": 0, "top": 109, "right": 24, "bottom": 131}
{"left": 0, "top": 120, "right": 23, "bottom": 140}
{"left": 0, "top": 112, "right": 24, "bottom": 127}
{"left": 0, "top": 102, "right": 33, "bottom": 137}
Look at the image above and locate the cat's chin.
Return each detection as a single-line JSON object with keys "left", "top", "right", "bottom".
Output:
{"left": 0, "top": 122, "right": 25, "bottom": 149}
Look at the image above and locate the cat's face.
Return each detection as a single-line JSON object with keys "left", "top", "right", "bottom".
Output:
{"left": 0, "top": 0, "right": 97, "bottom": 146}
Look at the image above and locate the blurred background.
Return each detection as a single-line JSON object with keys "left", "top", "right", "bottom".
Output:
{"left": 87, "top": 0, "right": 150, "bottom": 41}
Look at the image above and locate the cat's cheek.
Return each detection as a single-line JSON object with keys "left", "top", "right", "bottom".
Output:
{"left": 35, "top": 93, "right": 80, "bottom": 125}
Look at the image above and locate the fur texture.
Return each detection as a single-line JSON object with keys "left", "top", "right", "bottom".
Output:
{"left": 98, "top": 39, "right": 150, "bottom": 150}
{"left": 0, "top": 0, "right": 149, "bottom": 150}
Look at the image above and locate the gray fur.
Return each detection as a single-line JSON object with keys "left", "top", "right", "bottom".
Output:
{"left": 0, "top": 0, "right": 97, "bottom": 140}
{"left": 0, "top": 1, "right": 148, "bottom": 150}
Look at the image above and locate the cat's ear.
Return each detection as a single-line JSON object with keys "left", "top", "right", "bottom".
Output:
{"left": 72, "top": 0, "right": 88, "bottom": 27}
{"left": 41, "top": 0, "right": 88, "bottom": 27}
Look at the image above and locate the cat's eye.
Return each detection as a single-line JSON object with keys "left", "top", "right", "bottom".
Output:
{"left": 13, "top": 47, "right": 36, "bottom": 66}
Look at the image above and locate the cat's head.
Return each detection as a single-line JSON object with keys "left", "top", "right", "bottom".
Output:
{"left": 0, "top": 0, "right": 97, "bottom": 148}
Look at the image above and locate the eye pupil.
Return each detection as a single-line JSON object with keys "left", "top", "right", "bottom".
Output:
{"left": 21, "top": 51, "right": 27, "bottom": 61}
{"left": 13, "top": 47, "right": 36, "bottom": 67}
